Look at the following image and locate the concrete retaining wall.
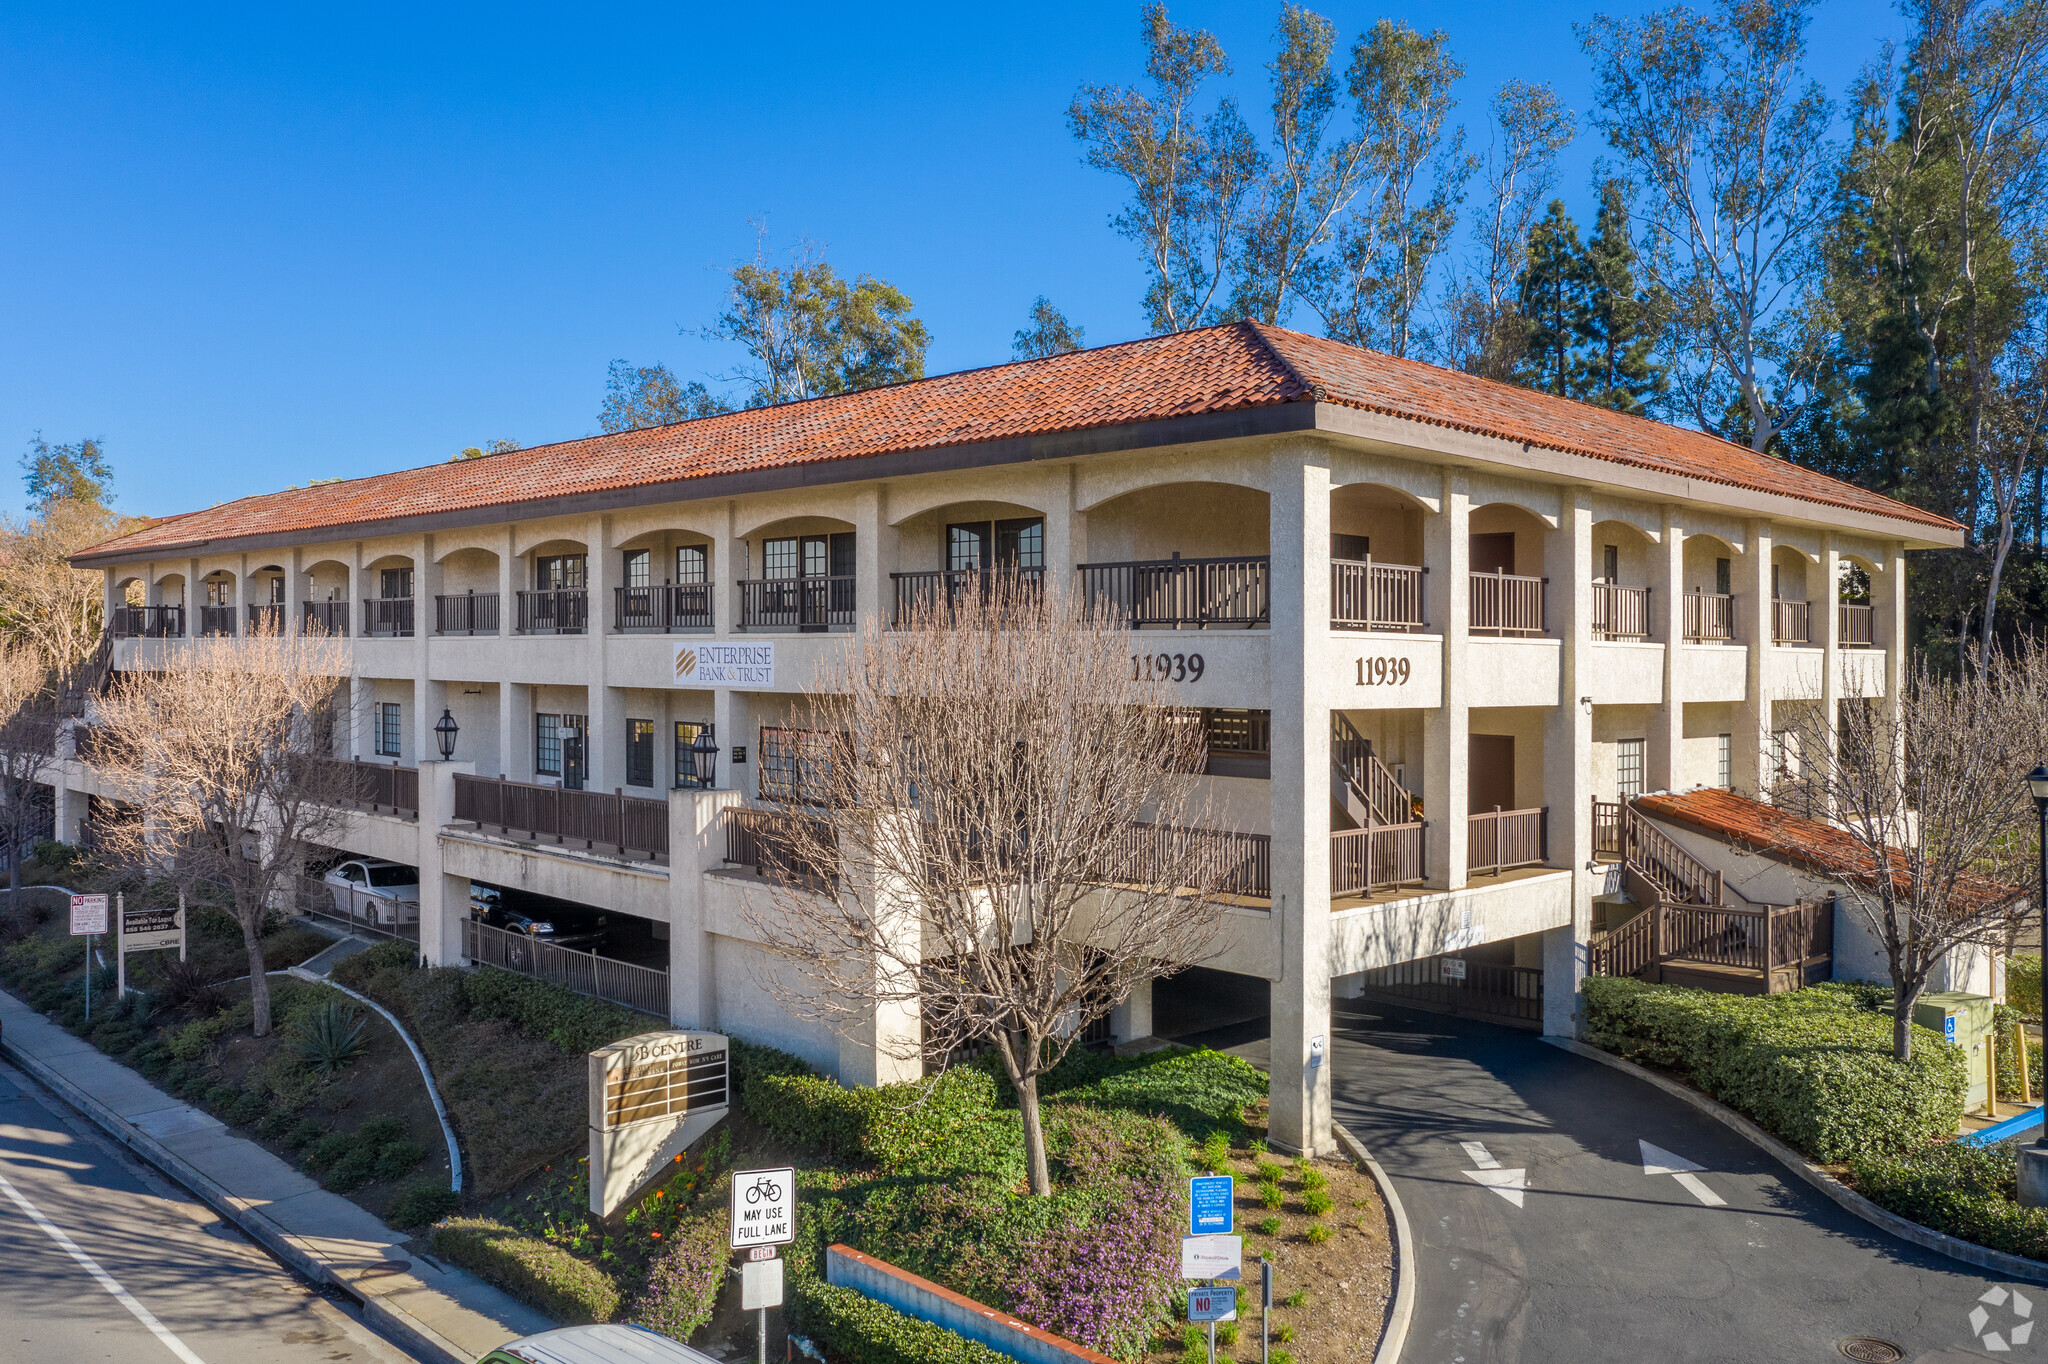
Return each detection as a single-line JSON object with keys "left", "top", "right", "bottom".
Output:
{"left": 823, "top": 1244, "right": 1118, "bottom": 1364}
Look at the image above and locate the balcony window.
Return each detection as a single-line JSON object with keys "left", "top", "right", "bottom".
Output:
{"left": 1616, "top": 738, "right": 1644, "bottom": 801}
{"left": 535, "top": 554, "right": 586, "bottom": 590}
{"left": 377, "top": 703, "right": 402, "bottom": 758}
{"left": 205, "top": 579, "right": 232, "bottom": 606}
{"left": 1716, "top": 558, "right": 1731, "bottom": 595}
{"left": 764, "top": 533, "right": 855, "bottom": 580}
{"left": 626, "top": 718, "right": 654, "bottom": 788}
{"left": 1602, "top": 545, "right": 1619, "bottom": 582}
{"left": 623, "top": 550, "right": 650, "bottom": 590}
{"left": 947, "top": 518, "right": 1043, "bottom": 572}
{"left": 674, "top": 721, "right": 714, "bottom": 787}
{"left": 380, "top": 567, "right": 413, "bottom": 599}
{"left": 536, "top": 713, "right": 562, "bottom": 776}
{"left": 1331, "top": 532, "right": 1369, "bottom": 560}
{"left": 676, "top": 545, "right": 707, "bottom": 584}
{"left": 759, "top": 726, "right": 840, "bottom": 805}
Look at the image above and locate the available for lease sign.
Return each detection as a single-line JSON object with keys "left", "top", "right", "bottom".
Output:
{"left": 674, "top": 642, "right": 773, "bottom": 687}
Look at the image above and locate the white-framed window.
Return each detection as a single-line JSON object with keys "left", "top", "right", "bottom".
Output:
{"left": 675, "top": 545, "right": 707, "bottom": 584}
{"left": 1717, "top": 733, "right": 1732, "bottom": 788}
{"left": 623, "top": 549, "right": 650, "bottom": 589}
{"left": 376, "top": 703, "right": 402, "bottom": 757}
{"left": 1616, "top": 738, "right": 1645, "bottom": 801}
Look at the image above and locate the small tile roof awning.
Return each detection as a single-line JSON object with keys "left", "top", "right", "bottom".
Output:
{"left": 76, "top": 320, "right": 1963, "bottom": 563}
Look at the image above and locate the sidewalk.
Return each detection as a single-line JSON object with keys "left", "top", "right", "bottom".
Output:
{"left": 0, "top": 983, "right": 552, "bottom": 1364}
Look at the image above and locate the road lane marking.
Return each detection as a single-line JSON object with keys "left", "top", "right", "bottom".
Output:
{"left": 0, "top": 1168, "right": 209, "bottom": 1364}
{"left": 1460, "top": 1141, "right": 1501, "bottom": 1170}
{"left": 1639, "top": 1139, "right": 1725, "bottom": 1206}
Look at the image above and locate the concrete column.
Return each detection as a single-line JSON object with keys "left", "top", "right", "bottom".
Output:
{"left": 585, "top": 514, "right": 619, "bottom": 791}
{"left": 1819, "top": 534, "right": 1842, "bottom": 782}
{"left": 1045, "top": 464, "right": 1088, "bottom": 605}
{"left": 415, "top": 759, "right": 474, "bottom": 966}
{"left": 713, "top": 690, "right": 754, "bottom": 800}
{"left": 1110, "top": 975, "right": 1154, "bottom": 1046}
{"left": 667, "top": 786, "right": 745, "bottom": 1028}
{"left": 498, "top": 525, "right": 517, "bottom": 636}
{"left": 1882, "top": 542, "right": 1908, "bottom": 726}
{"left": 851, "top": 485, "right": 887, "bottom": 632}
{"left": 413, "top": 534, "right": 438, "bottom": 763}
{"left": 1268, "top": 443, "right": 1333, "bottom": 1157}
{"left": 1734, "top": 520, "right": 1774, "bottom": 797}
{"left": 1542, "top": 487, "right": 1595, "bottom": 1038}
{"left": 713, "top": 500, "right": 747, "bottom": 636}
{"left": 1652, "top": 506, "right": 1685, "bottom": 790}
{"left": 287, "top": 548, "right": 306, "bottom": 637}
{"left": 501, "top": 682, "right": 532, "bottom": 781}
{"left": 145, "top": 563, "right": 162, "bottom": 609}
{"left": 1423, "top": 470, "right": 1471, "bottom": 889}
{"left": 52, "top": 721, "right": 80, "bottom": 844}
{"left": 837, "top": 810, "right": 923, "bottom": 1087}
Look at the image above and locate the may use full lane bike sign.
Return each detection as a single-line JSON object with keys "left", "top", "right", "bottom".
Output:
{"left": 729, "top": 1166, "right": 796, "bottom": 1250}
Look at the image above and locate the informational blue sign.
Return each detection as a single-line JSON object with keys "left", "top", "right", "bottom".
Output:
{"left": 1946, "top": 1015, "right": 1958, "bottom": 1045}
{"left": 1189, "top": 1175, "right": 1234, "bottom": 1235}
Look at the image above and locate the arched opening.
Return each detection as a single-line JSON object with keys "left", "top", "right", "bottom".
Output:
{"left": 1080, "top": 482, "right": 1270, "bottom": 630}
{"left": 738, "top": 516, "right": 857, "bottom": 633}
{"left": 1469, "top": 503, "right": 1550, "bottom": 637}
{"left": 362, "top": 554, "right": 418, "bottom": 638}
{"left": 147, "top": 572, "right": 189, "bottom": 638}
{"left": 1839, "top": 553, "right": 1881, "bottom": 648}
{"left": 613, "top": 531, "right": 715, "bottom": 634}
{"left": 435, "top": 546, "right": 501, "bottom": 635}
{"left": 517, "top": 538, "right": 590, "bottom": 636}
{"left": 1681, "top": 533, "right": 1740, "bottom": 642}
{"left": 889, "top": 499, "right": 1048, "bottom": 626}
{"left": 246, "top": 564, "right": 287, "bottom": 635}
{"left": 302, "top": 559, "right": 350, "bottom": 635}
{"left": 1331, "top": 483, "right": 1428, "bottom": 632}
{"left": 197, "top": 571, "right": 238, "bottom": 636}
{"left": 1770, "top": 546, "right": 1816, "bottom": 645}
{"left": 1590, "top": 520, "right": 1655, "bottom": 641}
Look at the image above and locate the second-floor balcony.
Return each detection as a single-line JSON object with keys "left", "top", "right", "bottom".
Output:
{"left": 517, "top": 588, "right": 589, "bottom": 635}
{"left": 303, "top": 600, "right": 350, "bottom": 636}
{"left": 437, "top": 591, "right": 500, "bottom": 635}
{"left": 110, "top": 605, "right": 184, "bottom": 639}
{"left": 1078, "top": 554, "right": 1270, "bottom": 630}
{"left": 1470, "top": 569, "right": 1546, "bottom": 637}
{"left": 737, "top": 576, "right": 855, "bottom": 632}
{"left": 362, "top": 597, "right": 416, "bottom": 638}
{"left": 615, "top": 584, "right": 713, "bottom": 633}
{"left": 1773, "top": 598, "right": 1811, "bottom": 644}
{"left": 1331, "top": 558, "right": 1425, "bottom": 631}
{"left": 1840, "top": 602, "right": 1875, "bottom": 647}
{"left": 246, "top": 603, "right": 285, "bottom": 634}
{"left": 1683, "top": 590, "right": 1736, "bottom": 642}
{"left": 1591, "top": 582, "right": 1650, "bottom": 641}
{"left": 1469, "top": 805, "right": 1548, "bottom": 876}
{"left": 890, "top": 568, "right": 1045, "bottom": 626}
{"left": 197, "top": 604, "right": 236, "bottom": 637}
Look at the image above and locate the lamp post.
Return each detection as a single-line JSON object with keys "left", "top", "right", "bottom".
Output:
{"left": 434, "top": 709, "right": 459, "bottom": 761}
{"left": 2019, "top": 766, "right": 2048, "bottom": 1205}
{"left": 691, "top": 725, "right": 719, "bottom": 789}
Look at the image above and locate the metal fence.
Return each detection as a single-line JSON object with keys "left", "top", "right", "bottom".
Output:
{"left": 308, "top": 756, "right": 419, "bottom": 818}
{"left": 1355, "top": 957, "right": 1543, "bottom": 1027}
{"left": 298, "top": 875, "right": 418, "bottom": 942}
{"left": 463, "top": 916, "right": 668, "bottom": 1017}
{"left": 1469, "top": 570, "right": 1546, "bottom": 636}
{"left": 1683, "top": 591, "right": 1736, "bottom": 641}
{"left": 1467, "top": 806, "right": 1547, "bottom": 875}
{"left": 1591, "top": 582, "right": 1651, "bottom": 641}
{"left": 1076, "top": 556, "right": 1270, "bottom": 629}
{"left": 436, "top": 592, "right": 500, "bottom": 635}
{"left": 1330, "top": 559, "right": 1425, "bottom": 631}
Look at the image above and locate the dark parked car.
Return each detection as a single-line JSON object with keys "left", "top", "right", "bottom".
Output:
{"left": 468, "top": 884, "right": 607, "bottom": 948}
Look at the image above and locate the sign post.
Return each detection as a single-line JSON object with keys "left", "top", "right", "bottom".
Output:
{"left": 730, "top": 1166, "right": 794, "bottom": 1364}
{"left": 1262, "top": 1258, "right": 1274, "bottom": 1364}
{"left": 1184, "top": 1176, "right": 1237, "bottom": 1364}
{"left": 116, "top": 893, "right": 185, "bottom": 1000}
{"left": 69, "top": 893, "right": 107, "bottom": 1020}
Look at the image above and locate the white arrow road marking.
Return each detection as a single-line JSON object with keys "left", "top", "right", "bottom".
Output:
{"left": 1459, "top": 1141, "right": 1501, "bottom": 1170}
{"left": 1461, "top": 1167, "right": 1528, "bottom": 1207}
{"left": 1638, "top": 1140, "right": 1725, "bottom": 1206}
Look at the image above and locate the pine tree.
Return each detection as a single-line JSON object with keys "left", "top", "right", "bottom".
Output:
{"left": 1514, "top": 200, "right": 1589, "bottom": 397}
{"left": 1575, "top": 180, "right": 1667, "bottom": 415}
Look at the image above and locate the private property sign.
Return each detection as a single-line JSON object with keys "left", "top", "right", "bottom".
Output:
{"left": 675, "top": 642, "right": 773, "bottom": 687}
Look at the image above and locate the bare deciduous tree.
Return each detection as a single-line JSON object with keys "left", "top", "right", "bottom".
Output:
{"left": 91, "top": 628, "right": 353, "bottom": 1036}
{"left": 0, "top": 500, "right": 129, "bottom": 679}
{"left": 1773, "top": 645, "right": 2047, "bottom": 1059}
{"left": 741, "top": 579, "right": 1235, "bottom": 1195}
{"left": 0, "top": 645, "right": 57, "bottom": 899}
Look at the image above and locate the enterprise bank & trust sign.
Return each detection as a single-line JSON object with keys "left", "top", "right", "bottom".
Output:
{"left": 675, "top": 642, "right": 775, "bottom": 687}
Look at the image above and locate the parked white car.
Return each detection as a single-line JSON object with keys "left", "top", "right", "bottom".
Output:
{"left": 321, "top": 859, "right": 421, "bottom": 925}
{"left": 479, "top": 1324, "right": 721, "bottom": 1364}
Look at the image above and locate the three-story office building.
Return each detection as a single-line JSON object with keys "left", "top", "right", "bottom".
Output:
{"left": 68, "top": 322, "right": 1962, "bottom": 1154}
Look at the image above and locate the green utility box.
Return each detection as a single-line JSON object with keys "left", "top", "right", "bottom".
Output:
{"left": 1914, "top": 991, "right": 1997, "bottom": 1114}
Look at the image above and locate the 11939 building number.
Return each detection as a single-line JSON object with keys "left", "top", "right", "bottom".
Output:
{"left": 1132, "top": 652, "right": 1205, "bottom": 682}
{"left": 1356, "top": 656, "right": 1411, "bottom": 686}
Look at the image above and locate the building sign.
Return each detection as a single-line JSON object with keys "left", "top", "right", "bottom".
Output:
{"left": 587, "top": 1030, "right": 731, "bottom": 1216}
{"left": 675, "top": 642, "right": 774, "bottom": 688}
{"left": 730, "top": 1166, "right": 797, "bottom": 1250}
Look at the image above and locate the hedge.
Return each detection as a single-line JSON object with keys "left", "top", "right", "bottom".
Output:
{"left": 2009, "top": 955, "right": 2042, "bottom": 1019}
{"left": 1035, "top": 1048, "right": 1267, "bottom": 1143}
{"left": 1583, "top": 977, "right": 1966, "bottom": 1162}
{"left": 791, "top": 1277, "right": 1012, "bottom": 1364}
{"left": 746, "top": 1066, "right": 1013, "bottom": 1173}
{"left": 1851, "top": 1141, "right": 2048, "bottom": 1261}
{"left": 431, "top": 1218, "right": 621, "bottom": 1323}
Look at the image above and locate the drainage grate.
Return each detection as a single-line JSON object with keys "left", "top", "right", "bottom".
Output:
{"left": 1836, "top": 1339, "right": 1904, "bottom": 1363}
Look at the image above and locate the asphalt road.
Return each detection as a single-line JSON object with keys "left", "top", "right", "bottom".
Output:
{"left": 1334, "top": 1001, "right": 2033, "bottom": 1364}
{"left": 0, "top": 1058, "right": 418, "bottom": 1364}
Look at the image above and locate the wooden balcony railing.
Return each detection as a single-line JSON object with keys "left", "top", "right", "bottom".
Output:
{"left": 1683, "top": 591, "right": 1736, "bottom": 641}
{"left": 1076, "top": 555, "right": 1270, "bottom": 629}
{"left": 1331, "top": 559, "right": 1425, "bottom": 631}
{"left": 308, "top": 756, "right": 419, "bottom": 817}
{"left": 516, "top": 588, "right": 589, "bottom": 635}
{"left": 361, "top": 597, "right": 415, "bottom": 638}
{"left": 110, "top": 605, "right": 184, "bottom": 639}
{"left": 1468, "top": 806, "right": 1547, "bottom": 875}
{"left": 302, "top": 601, "right": 350, "bottom": 636}
{"left": 454, "top": 772, "right": 668, "bottom": 860}
{"left": 722, "top": 807, "right": 835, "bottom": 884}
{"left": 737, "top": 577, "right": 855, "bottom": 632}
{"left": 1772, "top": 598, "right": 1810, "bottom": 644}
{"left": 1839, "top": 602, "right": 1874, "bottom": 647}
{"left": 1331, "top": 822, "right": 1425, "bottom": 897}
{"left": 889, "top": 568, "right": 1045, "bottom": 626}
{"left": 1109, "top": 823, "right": 1272, "bottom": 898}
{"left": 197, "top": 605, "right": 237, "bottom": 637}
{"left": 1592, "top": 798, "right": 1623, "bottom": 858}
{"left": 1469, "top": 570, "right": 1545, "bottom": 636}
{"left": 1591, "top": 582, "right": 1650, "bottom": 641}
{"left": 615, "top": 584, "right": 713, "bottom": 632}
{"left": 436, "top": 592, "right": 500, "bottom": 635}
{"left": 245, "top": 603, "right": 285, "bottom": 635}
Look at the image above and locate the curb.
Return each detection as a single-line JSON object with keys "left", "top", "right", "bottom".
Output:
{"left": 0, "top": 1021, "right": 477, "bottom": 1364}
{"left": 1334, "top": 1122, "right": 1414, "bottom": 1364}
{"left": 1543, "top": 1036, "right": 2048, "bottom": 1285}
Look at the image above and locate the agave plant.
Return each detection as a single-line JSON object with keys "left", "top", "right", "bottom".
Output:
{"left": 294, "top": 999, "right": 368, "bottom": 1075}
{"left": 157, "top": 958, "right": 229, "bottom": 1015}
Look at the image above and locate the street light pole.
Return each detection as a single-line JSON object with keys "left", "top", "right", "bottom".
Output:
{"left": 2019, "top": 766, "right": 2048, "bottom": 1204}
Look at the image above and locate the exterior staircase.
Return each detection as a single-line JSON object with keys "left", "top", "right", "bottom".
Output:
{"left": 58, "top": 633, "right": 112, "bottom": 719}
{"left": 1589, "top": 798, "right": 1832, "bottom": 995}
{"left": 1331, "top": 713, "right": 1413, "bottom": 829}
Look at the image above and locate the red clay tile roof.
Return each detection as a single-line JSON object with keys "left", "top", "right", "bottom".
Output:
{"left": 75, "top": 321, "right": 1959, "bottom": 561}
{"left": 1635, "top": 788, "right": 2022, "bottom": 911}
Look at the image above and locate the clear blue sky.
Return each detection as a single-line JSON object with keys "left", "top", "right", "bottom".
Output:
{"left": 0, "top": 1, "right": 1909, "bottom": 520}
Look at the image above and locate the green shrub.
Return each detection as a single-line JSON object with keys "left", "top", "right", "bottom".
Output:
{"left": 631, "top": 1200, "right": 730, "bottom": 1342}
{"left": 330, "top": 939, "right": 418, "bottom": 989}
{"left": 1253, "top": 1158, "right": 1284, "bottom": 1183}
{"left": 283, "top": 1117, "right": 328, "bottom": 1152}
{"left": 1197, "top": 1130, "right": 1231, "bottom": 1174}
{"left": 374, "top": 1139, "right": 425, "bottom": 1182}
{"left": 30, "top": 839, "right": 80, "bottom": 873}
{"left": 1259, "top": 1181, "right": 1283, "bottom": 1209}
{"left": 226, "top": 1090, "right": 266, "bottom": 1128}
{"left": 747, "top": 1067, "right": 1007, "bottom": 1172}
{"left": 1583, "top": 976, "right": 1967, "bottom": 1162}
{"left": 1254, "top": 1215, "right": 1281, "bottom": 1236}
{"left": 293, "top": 1000, "right": 368, "bottom": 1074}
{"left": 1301, "top": 1190, "right": 1334, "bottom": 1217}
{"left": 1305, "top": 1223, "right": 1332, "bottom": 1244}
{"left": 791, "top": 1277, "right": 1010, "bottom": 1364}
{"left": 302, "top": 1130, "right": 353, "bottom": 1174}
{"left": 1296, "top": 1162, "right": 1328, "bottom": 1193}
{"left": 431, "top": 1218, "right": 621, "bottom": 1324}
{"left": 2010, "top": 956, "right": 2042, "bottom": 1019}
{"left": 1851, "top": 1140, "right": 2048, "bottom": 1260}
{"left": 387, "top": 1180, "right": 459, "bottom": 1229}
{"left": 1033, "top": 1048, "right": 1267, "bottom": 1142}
{"left": 1280, "top": 1289, "right": 1307, "bottom": 1308}
{"left": 1995, "top": 1005, "right": 2044, "bottom": 1101}
{"left": 458, "top": 966, "right": 643, "bottom": 1055}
